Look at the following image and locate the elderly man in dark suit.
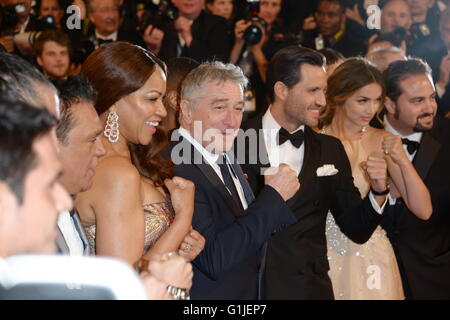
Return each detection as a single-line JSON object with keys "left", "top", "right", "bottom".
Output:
{"left": 381, "top": 58, "right": 450, "bottom": 299}
{"left": 239, "top": 46, "right": 391, "bottom": 299}
{"left": 169, "top": 61, "right": 299, "bottom": 299}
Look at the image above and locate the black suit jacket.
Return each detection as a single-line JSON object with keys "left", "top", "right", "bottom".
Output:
{"left": 169, "top": 130, "right": 296, "bottom": 299}
{"left": 381, "top": 117, "right": 450, "bottom": 299}
{"left": 159, "top": 11, "right": 231, "bottom": 63}
{"left": 239, "top": 115, "right": 385, "bottom": 299}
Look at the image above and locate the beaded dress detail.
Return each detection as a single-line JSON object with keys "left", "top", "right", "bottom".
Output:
{"left": 322, "top": 129, "right": 404, "bottom": 299}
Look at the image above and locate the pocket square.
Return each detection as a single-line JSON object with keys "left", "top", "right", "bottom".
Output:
{"left": 316, "top": 164, "right": 339, "bottom": 177}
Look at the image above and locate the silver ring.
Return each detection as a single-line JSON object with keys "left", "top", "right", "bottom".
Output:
{"left": 183, "top": 244, "right": 192, "bottom": 253}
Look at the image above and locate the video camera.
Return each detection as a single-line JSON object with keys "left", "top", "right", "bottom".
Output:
{"left": 138, "top": 0, "right": 178, "bottom": 32}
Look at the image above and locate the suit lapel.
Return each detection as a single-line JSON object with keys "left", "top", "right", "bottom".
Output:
{"left": 298, "top": 127, "right": 321, "bottom": 183}
{"left": 175, "top": 133, "right": 243, "bottom": 216}
{"left": 413, "top": 132, "right": 441, "bottom": 181}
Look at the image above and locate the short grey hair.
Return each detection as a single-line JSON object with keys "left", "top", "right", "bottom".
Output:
{"left": 366, "top": 46, "right": 406, "bottom": 71}
{"left": 180, "top": 61, "right": 248, "bottom": 106}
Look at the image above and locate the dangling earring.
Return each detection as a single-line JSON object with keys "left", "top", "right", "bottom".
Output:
{"left": 104, "top": 111, "right": 119, "bottom": 143}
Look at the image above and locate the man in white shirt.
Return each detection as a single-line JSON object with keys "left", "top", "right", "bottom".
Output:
{"left": 53, "top": 75, "right": 106, "bottom": 255}
{"left": 240, "top": 46, "right": 390, "bottom": 299}
{"left": 381, "top": 57, "right": 450, "bottom": 299}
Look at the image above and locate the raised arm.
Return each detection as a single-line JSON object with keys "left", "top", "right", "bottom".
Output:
{"left": 382, "top": 134, "right": 432, "bottom": 220}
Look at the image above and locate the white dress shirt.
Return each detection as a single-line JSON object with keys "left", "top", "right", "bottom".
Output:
{"left": 262, "top": 108, "right": 387, "bottom": 213}
{"left": 262, "top": 107, "right": 305, "bottom": 176}
{"left": 57, "top": 211, "right": 84, "bottom": 256}
{"left": 178, "top": 127, "right": 248, "bottom": 209}
{"left": 384, "top": 115, "right": 423, "bottom": 162}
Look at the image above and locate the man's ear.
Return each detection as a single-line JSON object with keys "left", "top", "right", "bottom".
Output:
{"left": 274, "top": 81, "right": 288, "bottom": 102}
{"left": 384, "top": 96, "right": 396, "bottom": 115}
{"left": 179, "top": 99, "right": 192, "bottom": 125}
{"left": 36, "top": 55, "right": 43, "bottom": 68}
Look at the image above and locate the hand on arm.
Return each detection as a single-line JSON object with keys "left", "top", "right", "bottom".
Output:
{"left": 382, "top": 134, "right": 432, "bottom": 220}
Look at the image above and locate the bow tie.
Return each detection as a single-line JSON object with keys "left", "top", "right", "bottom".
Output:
{"left": 402, "top": 138, "right": 420, "bottom": 155}
{"left": 98, "top": 38, "right": 113, "bottom": 45}
{"left": 277, "top": 127, "right": 305, "bottom": 148}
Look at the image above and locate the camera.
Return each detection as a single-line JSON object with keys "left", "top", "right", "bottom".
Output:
{"left": 243, "top": 0, "right": 267, "bottom": 45}
{"left": 35, "top": 15, "right": 57, "bottom": 31}
{"left": 0, "top": 3, "right": 26, "bottom": 36}
{"left": 138, "top": 0, "right": 178, "bottom": 32}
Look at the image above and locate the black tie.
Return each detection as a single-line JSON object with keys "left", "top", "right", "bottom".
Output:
{"left": 278, "top": 127, "right": 305, "bottom": 148}
{"left": 401, "top": 138, "right": 420, "bottom": 155}
{"left": 217, "top": 155, "right": 243, "bottom": 209}
{"left": 98, "top": 38, "right": 113, "bottom": 46}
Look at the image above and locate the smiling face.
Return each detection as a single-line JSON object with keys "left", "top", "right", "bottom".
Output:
{"left": 182, "top": 80, "right": 244, "bottom": 154}
{"left": 58, "top": 101, "right": 106, "bottom": 195}
{"left": 341, "top": 83, "right": 383, "bottom": 128}
{"left": 386, "top": 73, "right": 437, "bottom": 134}
{"left": 89, "top": 0, "right": 120, "bottom": 37}
{"left": 113, "top": 67, "right": 167, "bottom": 146}
{"left": 278, "top": 64, "right": 327, "bottom": 129}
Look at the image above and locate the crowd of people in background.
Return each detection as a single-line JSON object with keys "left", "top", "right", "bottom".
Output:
{"left": 1, "top": 0, "right": 450, "bottom": 300}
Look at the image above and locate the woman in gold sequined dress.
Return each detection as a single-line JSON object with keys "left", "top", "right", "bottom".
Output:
{"left": 318, "top": 58, "right": 432, "bottom": 299}
{"left": 75, "top": 42, "right": 205, "bottom": 266}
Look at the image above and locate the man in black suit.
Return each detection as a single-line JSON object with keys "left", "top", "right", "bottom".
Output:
{"left": 158, "top": 0, "right": 231, "bottom": 63}
{"left": 85, "top": 0, "right": 145, "bottom": 48}
{"left": 239, "top": 46, "right": 391, "bottom": 299}
{"left": 169, "top": 61, "right": 299, "bottom": 299}
{"left": 381, "top": 58, "right": 450, "bottom": 299}
{"left": 301, "top": 0, "right": 368, "bottom": 57}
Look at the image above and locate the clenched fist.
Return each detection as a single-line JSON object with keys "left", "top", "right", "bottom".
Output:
{"left": 361, "top": 155, "right": 388, "bottom": 194}
{"left": 264, "top": 163, "right": 300, "bottom": 201}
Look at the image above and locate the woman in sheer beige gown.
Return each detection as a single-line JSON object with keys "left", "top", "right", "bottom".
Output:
{"left": 318, "top": 58, "right": 432, "bottom": 299}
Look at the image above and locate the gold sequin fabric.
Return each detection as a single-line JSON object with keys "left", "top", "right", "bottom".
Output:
{"left": 84, "top": 197, "right": 175, "bottom": 255}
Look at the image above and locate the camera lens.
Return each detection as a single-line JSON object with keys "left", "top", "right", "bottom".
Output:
{"left": 243, "top": 24, "right": 262, "bottom": 45}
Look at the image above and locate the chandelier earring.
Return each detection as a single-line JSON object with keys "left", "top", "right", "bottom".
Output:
{"left": 104, "top": 111, "right": 120, "bottom": 143}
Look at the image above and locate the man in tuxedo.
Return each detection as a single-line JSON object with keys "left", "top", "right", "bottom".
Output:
{"left": 169, "top": 61, "right": 299, "bottom": 299}
{"left": 52, "top": 75, "right": 106, "bottom": 255}
{"left": 301, "top": 0, "right": 368, "bottom": 57}
{"left": 382, "top": 58, "right": 450, "bottom": 299}
{"left": 85, "top": 0, "right": 144, "bottom": 48}
{"left": 157, "top": 0, "right": 231, "bottom": 63}
{"left": 239, "top": 46, "right": 391, "bottom": 299}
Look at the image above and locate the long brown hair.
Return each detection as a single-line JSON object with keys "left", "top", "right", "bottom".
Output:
{"left": 81, "top": 42, "right": 173, "bottom": 186}
{"left": 319, "top": 57, "right": 386, "bottom": 129}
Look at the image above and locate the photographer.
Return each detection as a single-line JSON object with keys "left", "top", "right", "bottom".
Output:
{"left": 37, "top": 0, "right": 64, "bottom": 29}
{"left": 230, "top": 0, "right": 290, "bottom": 114}
{"left": 0, "top": 0, "right": 35, "bottom": 53}
{"left": 157, "top": 0, "right": 231, "bottom": 63}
